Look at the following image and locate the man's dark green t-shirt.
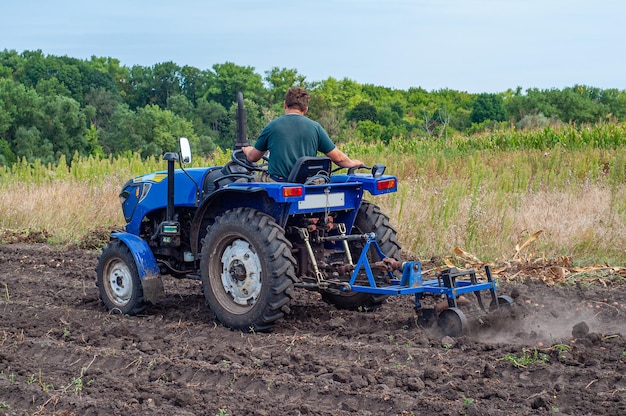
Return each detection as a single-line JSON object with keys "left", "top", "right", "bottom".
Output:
{"left": 253, "top": 114, "right": 336, "bottom": 179}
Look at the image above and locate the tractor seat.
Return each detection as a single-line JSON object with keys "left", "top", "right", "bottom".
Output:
{"left": 287, "top": 156, "right": 332, "bottom": 184}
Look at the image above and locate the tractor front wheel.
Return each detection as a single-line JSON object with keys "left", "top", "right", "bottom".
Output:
{"left": 96, "top": 239, "right": 146, "bottom": 315}
{"left": 200, "top": 208, "right": 297, "bottom": 332}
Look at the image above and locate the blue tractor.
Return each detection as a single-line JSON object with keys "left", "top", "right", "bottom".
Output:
{"left": 97, "top": 93, "right": 510, "bottom": 335}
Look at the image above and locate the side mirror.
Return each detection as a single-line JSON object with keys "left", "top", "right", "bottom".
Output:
{"left": 179, "top": 137, "right": 192, "bottom": 164}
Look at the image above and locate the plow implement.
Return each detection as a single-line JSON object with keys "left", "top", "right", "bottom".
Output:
{"left": 334, "top": 233, "right": 513, "bottom": 337}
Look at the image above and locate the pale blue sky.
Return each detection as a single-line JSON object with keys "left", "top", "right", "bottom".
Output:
{"left": 1, "top": 0, "right": 624, "bottom": 93}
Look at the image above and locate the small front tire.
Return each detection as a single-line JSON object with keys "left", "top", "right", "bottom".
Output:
{"left": 96, "top": 239, "right": 146, "bottom": 315}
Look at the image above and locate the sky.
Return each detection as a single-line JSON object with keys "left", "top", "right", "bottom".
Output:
{"left": 1, "top": 0, "right": 624, "bottom": 93}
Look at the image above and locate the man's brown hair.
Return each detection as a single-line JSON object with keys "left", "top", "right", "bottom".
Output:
{"left": 284, "top": 87, "right": 309, "bottom": 111}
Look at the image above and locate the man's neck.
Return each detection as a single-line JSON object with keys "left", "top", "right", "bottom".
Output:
{"left": 285, "top": 108, "right": 306, "bottom": 115}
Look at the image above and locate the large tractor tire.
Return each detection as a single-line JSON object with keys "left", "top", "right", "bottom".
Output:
{"left": 322, "top": 201, "right": 402, "bottom": 311}
{"left": 200, "top": 208, "right": 297, "bottom": 332}
{"left": 96, "top": 239, "right": 146, "bottom": 315}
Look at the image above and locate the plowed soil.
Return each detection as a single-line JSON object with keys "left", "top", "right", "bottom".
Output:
{"left": 0, "top": 243, "right": 625, "bottom": 416}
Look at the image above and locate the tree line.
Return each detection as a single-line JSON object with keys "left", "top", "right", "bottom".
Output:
{"left": 1, "top": 49, "right": 625, "bottom": 166}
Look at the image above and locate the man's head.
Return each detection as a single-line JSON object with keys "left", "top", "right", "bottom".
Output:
{"left": 284, "top": 87, "right": 309, "bottom": 112}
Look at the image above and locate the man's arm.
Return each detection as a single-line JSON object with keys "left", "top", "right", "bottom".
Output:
{"left": 325, "top": 148, "right": 363, "bottom": 168}
{"left": 242, "top": 146, "right": 265, "bottom": 162}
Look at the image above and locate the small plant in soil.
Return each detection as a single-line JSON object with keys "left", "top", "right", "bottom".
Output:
{"left": 552, "top": 344, "right": 570, "bottom": 359}
{"left": 462, "top": 397, "right": 475, "bottom": 416}
{"left": 501, "top": 348, "right": 548, "bottom": 368}
{"left": 1, "top": 283, "right": 9, "bottom": 302}
{"left": 38, "top": 370, "right": 54, "bottom": 393}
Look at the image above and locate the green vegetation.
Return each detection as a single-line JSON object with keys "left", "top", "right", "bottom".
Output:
{"left": 501, "top": 348, "right": 549, "bottom": 368}
{"left": 1, "top": 49, "right": 626, "bottom": 166}
{"left": 2, "top": 283, "right": 9, "bottom": 302}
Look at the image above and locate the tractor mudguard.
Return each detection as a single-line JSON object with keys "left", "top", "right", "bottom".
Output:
{"left": 111, "top": 232, "right": 165, "bottom": 303}
{"left": 189, "top": 186, "right": 288, "bottom": 255}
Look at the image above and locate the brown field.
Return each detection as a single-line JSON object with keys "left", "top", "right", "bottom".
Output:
{"left": 0, "top": 243, "right": 624, "bottom": 415}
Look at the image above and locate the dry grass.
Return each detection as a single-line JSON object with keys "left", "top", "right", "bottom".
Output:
{"left": 0, "top": 179, "right": 124, "bottom": 244}
{"left": 377, "top": 181, "right": 626, "bottom": 266}
{"left": 0, "top": 143, "right": 624, "bottom": 266}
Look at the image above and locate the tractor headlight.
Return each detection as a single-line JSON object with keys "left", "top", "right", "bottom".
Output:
{"left": 138, "top": 183, "right": 152, "bottom": 202}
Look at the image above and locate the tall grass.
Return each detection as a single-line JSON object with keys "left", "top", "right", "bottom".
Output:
{"left": 362, "top": 146, "right": 625, "bottom": 265}
{"left": 1, "top": 124, "right": 624, "bottom": 265}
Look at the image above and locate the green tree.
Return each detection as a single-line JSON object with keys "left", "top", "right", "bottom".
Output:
{"left": 195, "top": 99, "right": 227, "bottom": 137}
{"left": 37, "top": 95, "right": 88, "bottom": 161}
{"left": 180, "top": 65, "right": 203, "bottom": 105}
{"left": 0, "top": 78, "right": 42, "bottom": 155}
{"left": 167, "top": 94, "right": 194, "bottom": 118}
{"left": 470, "top": 93, "right": 507, "bottom": 124}
{"left": 347, "top": 101, "right": 378, "bottom": 122}
{"left": 0, "top": 138, "right": 15, "bottom": 165}
{"left": 13, "top": 126, "right": 54, "bottom": 163}
{"left": 220, "top": 98, "right": 264, "bottom": 150}
{"left": 208, "top": 62, "right": 265, "bottom": 109}
{"left": 134, "top": 104, "right": 197, "bottom": 157}
{"left": 88, "top": 55, "right": 127, "bottom": 90}
{"left": 152, "top": 61, "right": 182, "bottom": 108}
{"left": 125, "top": 65, "right": 156, "bottom": 110}
{"left": 83, "top": 87, "right": 122, "bottom": 130}
{"left": 102, "top": 104, "right": 145, "bottom": 155}
{"left": 264, "top": 67, "right": 306, "bottom": 106}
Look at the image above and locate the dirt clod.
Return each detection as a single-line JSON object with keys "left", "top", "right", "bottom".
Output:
{"left": 572, "top": 321, "right": 590, "bottom": 338}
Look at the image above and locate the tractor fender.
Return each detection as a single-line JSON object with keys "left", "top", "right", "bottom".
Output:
{"left": 111, "top": 232, "right": 165, "bottom": 303}
{"left": 189, "top": 187, "right": 277, "bottom": 255}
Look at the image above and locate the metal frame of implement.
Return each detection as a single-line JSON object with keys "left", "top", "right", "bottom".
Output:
{"left": 346, "top": 233, "right": 500, "bottom": 311}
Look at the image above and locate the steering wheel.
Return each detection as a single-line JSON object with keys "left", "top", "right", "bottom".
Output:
{"left": 332, "top": 164, "right": 370, "bottom": 175}
{"left": 231, "top": 149, "right": 268, "bottom": 171}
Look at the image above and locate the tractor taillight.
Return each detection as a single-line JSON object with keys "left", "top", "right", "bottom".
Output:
{"left": 282, "top": 186, "right": 303, "bottom": 197}
{"left": 377, "top": 178, "right": 396, "bottom": 191}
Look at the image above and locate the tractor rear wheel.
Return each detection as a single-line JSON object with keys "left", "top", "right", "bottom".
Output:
{"left": 96, "top": 239, "right": 146, "bottom": 315}
{"left": 321, "top": 201, "right": 401, "bottom": 311}
{"left": 200, "top": 208, "right": 297, "bottom": 332}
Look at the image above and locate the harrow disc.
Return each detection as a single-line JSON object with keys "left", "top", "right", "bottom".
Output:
{"left": 438, "top": 307, "right": 467, "bottom": 337}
